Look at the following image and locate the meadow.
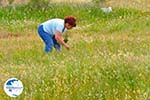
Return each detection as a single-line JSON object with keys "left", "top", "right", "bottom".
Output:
{"left": 0, "top": 1, "right": 150, "bottom": 100}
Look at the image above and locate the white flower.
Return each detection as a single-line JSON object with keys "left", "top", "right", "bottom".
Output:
{"left": 101, "top": 7, "right": 112, "bottom": 13}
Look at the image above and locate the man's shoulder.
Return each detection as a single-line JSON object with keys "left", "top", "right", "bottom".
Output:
{"left": 51, "top": 18, "right": 64, "bottom": 22}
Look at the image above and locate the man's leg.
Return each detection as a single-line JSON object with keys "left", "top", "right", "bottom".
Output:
{"left": 38, "top": 25, "right": 54, "bottom": 53}
{"left": 52, "top": 36, "right": 61, "bottom": 51}
{"left": 44, "top": 38, "right": 53, "bottom": 53}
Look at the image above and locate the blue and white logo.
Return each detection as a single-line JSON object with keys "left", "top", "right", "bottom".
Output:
{"left": 4, "top": 78, "right": 23, "bottom": 97}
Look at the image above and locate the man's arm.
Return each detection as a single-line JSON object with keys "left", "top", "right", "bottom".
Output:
{"left": 55, "top": 31, "right": 70, "bottom": 50}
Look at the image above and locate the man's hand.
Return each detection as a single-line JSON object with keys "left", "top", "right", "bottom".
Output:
{"left": 64, "top": 44, "right": 70, "bottom": 50}
{"left": 55, "top": 31, "right": 70, "bottom": 50}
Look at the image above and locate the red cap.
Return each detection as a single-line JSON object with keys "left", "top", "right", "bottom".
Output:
{"left": 64, "top": 16, "right": 76, "bottom": 27}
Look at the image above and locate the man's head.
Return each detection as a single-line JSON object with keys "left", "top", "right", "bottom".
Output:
{"left": 64, "top": 16, "right": 76, "bottom": 29}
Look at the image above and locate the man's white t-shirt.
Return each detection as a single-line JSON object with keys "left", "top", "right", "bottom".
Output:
{"left": 41, "top": 18, "right": 67, "bottom": 36}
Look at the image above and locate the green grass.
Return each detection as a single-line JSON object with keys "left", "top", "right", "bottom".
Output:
{"left": 0, "top": 2, "right": 150, "bottom": 100}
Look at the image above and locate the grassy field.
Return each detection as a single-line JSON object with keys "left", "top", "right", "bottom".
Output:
{"left": 0, "top": 1, "right": 150, "bottom": 100}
